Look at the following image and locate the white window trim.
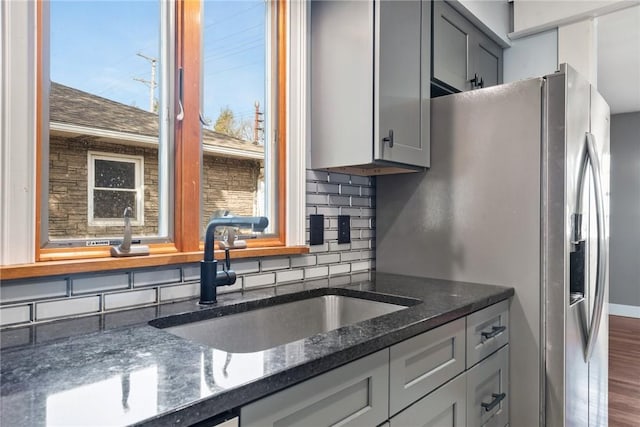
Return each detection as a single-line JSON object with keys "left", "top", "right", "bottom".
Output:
{"left": 87, "top": 151, "right": 145, "bottom": 227}
{"left": 286, "top": 0, "right": 308, "bottom": 246}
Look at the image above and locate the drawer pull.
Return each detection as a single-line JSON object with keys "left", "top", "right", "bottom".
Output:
{"left": 481, "top": 325, "right": 506, "bottom": 340}
{"left": 481, "top": 392, "right": 506, "bottom": 412}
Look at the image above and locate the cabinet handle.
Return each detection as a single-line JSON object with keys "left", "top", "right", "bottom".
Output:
{"left": 470, "top": 73, "right": 480, "bottom": 88}
{"left": 481, "top": 325, "right": 506, "bottom": 340}
{"left": 383, "top": 129, "right": 394, "bottom": 148}
{"left": 481, "top": 392, "right": 506, "bottom": 412}
{"left": 478, "top": 77, "right": 484, "bottom": 88}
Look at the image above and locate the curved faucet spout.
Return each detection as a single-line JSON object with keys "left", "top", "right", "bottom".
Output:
{"left": 200, "top": 215, "right": 268, "bottom": 304}
{"left": 203, "top": 216, "right": 268, "bottom": 261}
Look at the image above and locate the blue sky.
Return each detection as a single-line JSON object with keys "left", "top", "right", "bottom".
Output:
{"left": 50, "top": 0, "right": 266, "bottom": 126}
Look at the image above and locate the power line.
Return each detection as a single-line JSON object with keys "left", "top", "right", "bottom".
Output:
{"left": 133, "top": 52, "right": 157, "bottom": 112}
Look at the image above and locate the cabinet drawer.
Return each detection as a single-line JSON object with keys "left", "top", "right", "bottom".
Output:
{"left": 466, "top": 345, "right": 509, "bottom": 427}
{"left": 389, "top": 318, "right": 465, "bottom": 415}
{"left": 466, "top": 300, "right": 509, "bottom": 367}
{"left": 240, "top": 349, "right": 389, "bottom": 427}
{"left": 390, "top": 373, "right": 466, "bottom": 427}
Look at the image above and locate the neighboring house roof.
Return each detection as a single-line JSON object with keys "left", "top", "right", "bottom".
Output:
{"left": 49, "top": 82, "right": 264, "bottom": 160}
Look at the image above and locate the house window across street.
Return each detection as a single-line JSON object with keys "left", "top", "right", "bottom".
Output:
{"left": 88, "top": 153, "right": 144, "bottom": 227}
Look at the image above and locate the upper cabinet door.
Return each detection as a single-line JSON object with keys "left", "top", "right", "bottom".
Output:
{"left": 432, "top": 0, "right": 472, "bottom": 92}
{"left": 471, "top": 29, "right": 503, "bottom": 89}
{"left": 375, "top": 0, "right": 429, "bottom": 167}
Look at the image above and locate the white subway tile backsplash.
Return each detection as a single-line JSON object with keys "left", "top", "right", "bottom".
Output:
{"left": 306, "top": 182, "right": 317, "bottom": 193}
{"left": 309, "top": 243, "right": 329, "bottom": 253}
{"left": 328, "top": 173, "right": 351, "bottom": 184}
{"left": 361, "top": 187, "right": 373, "bottom": 196}
{"left": 104, "top": 289, "right": 157, "bottom": 311}
{"left": 73, "top": 273, "right": 130, "bottom": 295}
{"left": 351, "top": 197, "right": 370, "bottom": 207}
{"left": 244, "top": 273, "right": 276, "bottom": 289}
{"left": 291, "top": 255, "right": 317, "bottom": 268}
{"left": 261, "top": 258, "right": 290, "bottom": 271}
{"left": 328, "top": 195, "right": 350, "bottom": 206}
{"left": 133, "top": 268, "right": 181, "bottom": 288}
{"left": 304, "top": 266, "right": 329, "bottom": 279}
{"left": 307, "top": 194, "right": 329, "bottom": 205}
{"left": 361, "top": 208, "right": 375, "bottom": 217}
{"left": 329, "top": 264, "right": 351, "bottom": 276}
{"left": 0, "top": 305, "right": 31, "bottom": 326}
{"left": 329, "top": 242, "right": 351, "bottom": 252}
{"left": 361, "top": 250, "right": 375, "bottom": 260}
{"left": 339, "top": 185, "right": 360, "bottom": 195}
{"left": 316, "top": 207, "right": 340, "bottom": 216}
{"left": 36, "top": 296, "right": 101, "bottom": 321}
{"left": 324, "top": 230, "right": 338, "bottom": 240}
{"left": 217, "top": 279, "right": 243, "bottom": 295}
{"left": 351, "top": 218, "right": 370, "bottom": 228}
{"left": 306, "top": 170, "right": 329, "bottom": 182}
{"left": 340, "top": 207, "right": 361, "bottom": 216}
{"left": 160, "top": 283, "right": 200, "bottom": 302}
{"left": 276, "top": 269, "right": 304, "bottom": 283}
{"left": 0, "top": 278, "right": 68, "bottom": 304}
{"left": 350, "top": 240, "right": 371, "bottom": 250}
{"left": 317, "top": 253, "right": 340, "bottom": 264}
{"left": 306, "top": 206, "right": 317, "bottom": 216}
{"left": 360, "top": 229, "right": 375, "bottom": 239}
{"left": 340, "top": 251, "right": 361, "bottom": 262}
{"left": 231, "top": 260, "right": 260, "bottom": 275}
{"left": 182, "top": 265, "right": 201, "bottom": 281}
{"left": 351, "top": 261, "right": 371, "bottom": 272}
{"left": 350, "top": 175, "right": 371, "bottom": 186}
{"left": 317, "top": 183, "right": 340, "bottom": 194}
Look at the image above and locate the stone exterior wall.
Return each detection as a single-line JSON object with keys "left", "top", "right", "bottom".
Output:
{"left": 48, "top": 135, "right": 261, "bottom": 239}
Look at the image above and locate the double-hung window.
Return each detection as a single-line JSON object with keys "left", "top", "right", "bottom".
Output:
{"left": 87, "top": 152, "right": 144, "bottom": 228}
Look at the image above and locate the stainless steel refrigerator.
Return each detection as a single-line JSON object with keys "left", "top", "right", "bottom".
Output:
{"left": 377, "top": 64, "right": 610, "bottom": 426}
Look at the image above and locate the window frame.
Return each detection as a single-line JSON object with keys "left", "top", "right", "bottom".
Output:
{"left": 22, "top": 0, "right": 301, "bottom": 270}
{"left": 87, "top": 151, "right": 145, "bottom": 227}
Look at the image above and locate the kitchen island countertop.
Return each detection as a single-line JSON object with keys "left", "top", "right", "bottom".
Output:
{"left": 0, "top": 272, "right": 513, "bottom": 426}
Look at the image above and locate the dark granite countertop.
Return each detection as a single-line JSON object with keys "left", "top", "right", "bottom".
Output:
{"left": 0, "top": 272, "right": 513, "bottom": 426}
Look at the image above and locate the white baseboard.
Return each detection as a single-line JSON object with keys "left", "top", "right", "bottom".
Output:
{"left": 609, "top": 303, "right": 640, "bottom": 319}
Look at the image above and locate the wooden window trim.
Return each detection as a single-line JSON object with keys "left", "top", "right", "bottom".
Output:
{"left": 10, "top": 0, "right": 303, "bottom": 280}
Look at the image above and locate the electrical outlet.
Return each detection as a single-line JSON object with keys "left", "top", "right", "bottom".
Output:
{"left": 338, "top": 215, "right": 350, "bottom": 244}
{"left": 310, "top": 214, "right": 324, "bottom": 245}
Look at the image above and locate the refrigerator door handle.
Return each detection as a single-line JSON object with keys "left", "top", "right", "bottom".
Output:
{"left": 583, "top": 132, "right": 607, "bottom": 362}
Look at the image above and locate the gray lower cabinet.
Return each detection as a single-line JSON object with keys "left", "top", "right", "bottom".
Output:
{"left": 466, "top": 300, "right": 509, "bottom": 368}
{"left": 466, "top": 345, "right": 510, "bottom": 427}
{"left": 239, "top": 301, "right": 510, "bottom": 427}
{"left": 432, "top": 0, "right": 502, "bottom": 93}
{"left": 390, "top": 373, "right": 467, "bottom": 427}
{"left": 389, "top": 317, "right": 465, "bottom": 415}
{"left": 310, "top": 0, "right": 430, "bottom": 175}
{"left": 240, "top": 349, "right": 389, "bottom": 427}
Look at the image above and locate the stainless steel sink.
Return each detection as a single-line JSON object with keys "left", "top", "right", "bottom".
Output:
{"left": 161, "top": 295, "right": 408, "bottom": 353}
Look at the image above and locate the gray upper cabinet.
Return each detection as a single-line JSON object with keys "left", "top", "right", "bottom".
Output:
{"left": 432, "top": 1, "right": 502, "bottom": 94}
{"left": 311, "top": 0, "right": 430, "bottom": 176}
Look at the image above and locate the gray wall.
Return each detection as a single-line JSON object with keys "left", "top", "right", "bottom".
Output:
{"left": 610, "top": 112, "right": 640, "bottom": 307}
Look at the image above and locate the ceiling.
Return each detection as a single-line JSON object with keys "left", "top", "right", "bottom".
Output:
{"left": 597, "top": 5, "right": 640, "bottom": 114}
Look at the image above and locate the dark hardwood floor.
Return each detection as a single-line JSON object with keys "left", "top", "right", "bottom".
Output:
{"left": 609, "top": 315, "right": 640, "bottom": 427}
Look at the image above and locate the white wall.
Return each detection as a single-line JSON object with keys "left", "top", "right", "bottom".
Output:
{"left": 504, "top": 29, "right": 558, "bottom": 83}
{"left": 513, "top": 0, "right": 634, "bottom": 33}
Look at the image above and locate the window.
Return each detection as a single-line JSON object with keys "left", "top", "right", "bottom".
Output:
{"left": 27, "top": 0, "right": 295, "bottom": 265}
{"left": 200, "top": 0, "right": 279, "bottom": 237}
{"left": 87, "top": 152, "right": 144, "bottom": 228}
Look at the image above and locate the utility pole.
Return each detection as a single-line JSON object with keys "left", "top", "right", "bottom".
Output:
{"left": 133, "top": 52, "right": 157, "bottom": 112}
{"left": 253, "top": 101, "right": 263, "bottom": 144}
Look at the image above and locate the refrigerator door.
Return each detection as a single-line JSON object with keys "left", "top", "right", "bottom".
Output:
{"left": 546, "top": 64, "right": 610, "bottom": 427}
{"left": 587, "top": 85, "right": 610, "bottom": 427}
